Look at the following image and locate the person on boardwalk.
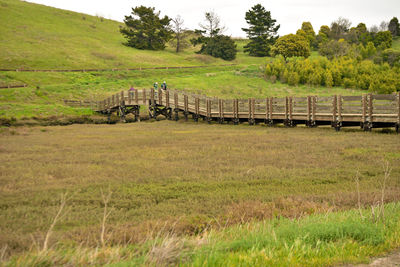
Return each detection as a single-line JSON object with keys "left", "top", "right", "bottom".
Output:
{"left": 161, "top": 81, "right": 167, "bottom": 90}
{"left": 153, "top": 82, "right": 158, "bottom": 90}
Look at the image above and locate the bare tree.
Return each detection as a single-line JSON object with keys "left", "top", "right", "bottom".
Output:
{"left": 379, "top": 21, "right": 388, "bottom": 31}
{"left": 330, "top": 17, "right": 352, "bottom": 39}
{"left": 171, "top": 15, "right": 189, "bottom": 53}
{"left": 199, "top": 11, "right": 226, "bottom": 37}
{"left": 369, "top": 25, "right": 379, "bottom": 33}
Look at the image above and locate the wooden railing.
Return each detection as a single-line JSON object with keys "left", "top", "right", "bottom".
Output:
{"left": 93, "top": 89, "right": 400, "bottom": 131}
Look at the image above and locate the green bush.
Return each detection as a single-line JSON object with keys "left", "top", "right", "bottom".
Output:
{"left": 265, "top": 56, "right": 400, "bottom": 93}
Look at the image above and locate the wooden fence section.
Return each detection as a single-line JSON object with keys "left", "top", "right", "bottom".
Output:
{"left": 94, "top": 89, "right": 400, "bottom": 132}
{"left": 0, "top": 64, "right": 236, "bottom": 73}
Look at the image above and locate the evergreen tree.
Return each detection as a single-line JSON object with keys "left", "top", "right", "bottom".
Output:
{"left": 242, "top": 4, "right": 280, "bottom": 57}
{"left": 300, "top": 22, "right": 316, "bottom": 48}
{"left": 120, "top": 6, "right": 172, "bottom": 50}
{"left": 388, "top": 17, "right": 400, "bottom": 36}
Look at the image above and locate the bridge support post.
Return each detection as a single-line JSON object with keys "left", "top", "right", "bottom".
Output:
{"left": 332, "top": 121, "right": 341, "bottom": 132}
{"left": 174, "top": 108, "right": 179, "bottom": 121}
{"left": 363, "top": 121, "right": 373, "bottom": 132}
{"left": 107, "top": 110, "right": 111, "bottom": 124}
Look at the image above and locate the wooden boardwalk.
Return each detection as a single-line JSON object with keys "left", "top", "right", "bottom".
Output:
{"left": 95, "top": 89, "right": 400, "bottom": 132}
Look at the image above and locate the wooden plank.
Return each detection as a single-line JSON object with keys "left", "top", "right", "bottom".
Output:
{"left": 143, "top": 89, "right": 146, "bottom": 104}
{"left": 342, "top": 96, "right": 362, "bottom": 101}
{"left": 289, "top": 96, "right": 293, "bottom": 120}
{"left": 373, "top": 94, "right": 397, "bottom": 101}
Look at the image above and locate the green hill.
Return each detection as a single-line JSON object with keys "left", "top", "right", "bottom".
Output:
{"left": 0, "top": 0, "right": 230, "bottom": 69}
{"left": 0, "top": 0, "right": 370, "bottom": 119}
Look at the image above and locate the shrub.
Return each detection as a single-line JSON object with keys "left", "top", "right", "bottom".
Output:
{"left": 271, "top": 34, "right": 310, "bottom": 61}
{"left": 265, "top": 55, "right": 400, "bottom": 93}
{"left": 287, "top": 72, "right": 300, "bottom": 86}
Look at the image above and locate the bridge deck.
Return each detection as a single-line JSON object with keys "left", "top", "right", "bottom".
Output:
{"left": 94, "top": 89, "right": 400, "bottom": 132}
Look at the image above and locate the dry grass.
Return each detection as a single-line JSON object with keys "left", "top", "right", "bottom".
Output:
{"left": 0, "top": 121, "right": 399, "bottom": 259}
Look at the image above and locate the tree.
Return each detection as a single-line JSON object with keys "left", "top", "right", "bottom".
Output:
{"left": 191, "top": 11, "right": 237, "bottom": 60}
{"left": 300, "top": 22, "right": 316, "bottom": 48}
{"left": 242, "top": 4, "right": 280, "bottom": 57}
{"left": 120, "top": 6, "right": 172, "bottom": 50}
{"left": 379, "top": 21, "right": 388, "bottom": 31}
{"left": 197, "top": 35, "right": 237, "bottom": 60}
{"left": 388, "top": 17, "right": 400, "bottom": 36}
{"left": 373, "top": 31, "right": 392, "bottom": 49}
{"left": 315, "top": 25, "right": 330, "bottom": 48}
{"left": 199, "top": 11, "right": 225, "bottom": 37}
{"left": 355, "top": 23, "right": 371, "bottom": 45}
{"left": 271, "top": 34, "right": 310, "bottom": 61}
{"left": 330, "top": 17, "right": 351, "bottom": 40}
{"left": 171, "top": 15, "right": 190, "bottom": 53}
{"left": 319, "top": 39, "right": 349, "bottom": 59}
{"left": 360, "top": 42, "right": 377, "bottom": 59}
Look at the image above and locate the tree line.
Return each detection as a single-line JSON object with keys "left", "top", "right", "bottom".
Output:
{"left": 119, "top": 4, "right": 281, "bottom": 61}
{"left": 119, "top": 5, "right": 399, "bottom": 64}
{"left": 265, "top": 17, "right": 400, "bottom": 93}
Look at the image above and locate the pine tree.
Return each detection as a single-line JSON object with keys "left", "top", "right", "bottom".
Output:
{"left": 242, "top": 4, "right": 280, "bottom": 57}
{"left": 120, "top": 6, "right": 172, "bottom": 50}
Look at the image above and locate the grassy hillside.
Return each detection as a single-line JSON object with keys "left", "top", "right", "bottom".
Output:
{"left": 0, "top": 0, "right": 386, "bottom": 119}
{"left": 0, "top": 0, "right": 228, "bottom": 69}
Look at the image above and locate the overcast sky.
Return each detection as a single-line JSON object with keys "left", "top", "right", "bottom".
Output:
{"left": 26, "top": 0, "right": 400, "bottom": 37}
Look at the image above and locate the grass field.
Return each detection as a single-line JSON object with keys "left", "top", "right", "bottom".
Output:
{"left": 1, "top": 122, "right": 399, "bottom": 265}
{"left": 1, "top": 1, "right": 400, "bottom": 265}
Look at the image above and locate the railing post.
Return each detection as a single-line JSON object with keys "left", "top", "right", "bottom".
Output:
{"left": 311, "top": 96, "right": 316, "bottom": 127}
{"left": 368, "top": 93, "right": 373, "bottom": 124}
{"left": 142, "top": 89, "right": 146, "bottom": 105}
{"left": 128, "top": 90, "right": 132, "bottom": 105}
{"left": 184, "top": 94, "right": 188, "bottom": 121}
{"left": 284, "top": 96, "right": 289, "bottom": 126}
{"left": 174, "top": 92, "right": 179, "bottom": 121}
{"left": 397, "top": 92, "right": 400, "bottom": 133}
{"left": 165, "top": 90, "right": 169, "bottom": 108}
{"left": 158, "top": 88, "right": 162, "bottom": 106}
{"left": 332, "top": 95, "right": 337, "bottom": 130}
{"left": 289, "top": 96, "right": 293, "bottom": 126}
{"left": 362, "top": 94, "right": 367, "bottom": 126}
